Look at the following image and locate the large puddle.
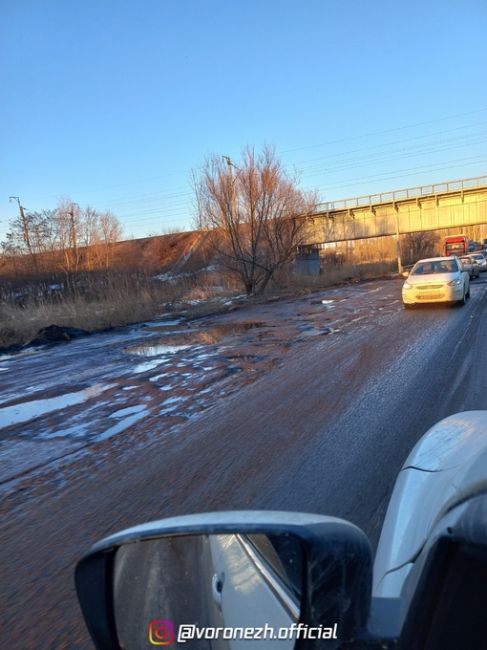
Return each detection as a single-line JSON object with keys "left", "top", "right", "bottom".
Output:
{"left": 131, "top": 343, "right": 191, "bottom": 357}
{"left": 127, "top": 322, "right": 268, "bottom": 358}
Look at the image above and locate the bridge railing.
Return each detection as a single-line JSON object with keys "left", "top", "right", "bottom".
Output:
{"left": 317, "top": 175, "right": 487, "bottom": 212}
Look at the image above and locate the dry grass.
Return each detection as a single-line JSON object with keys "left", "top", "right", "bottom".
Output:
{"left": 0, "top": 271, "right": 238, "bottom": 348}
{"left": 1, "top": 287, "right": 166, "bottom": 348}
{"left": 0, "top": 261, "right": 398, "bottom": 348}
{"left": 272, "top": 261, "right": 398, "bottom": 294}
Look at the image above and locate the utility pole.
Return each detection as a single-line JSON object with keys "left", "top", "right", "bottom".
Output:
{"left": 9, "top": 196, "right": 33, "bottom": 256}
{"left": 222, "top": 156, "right": 238, "bottom": 224}
{"left": 393, "top": 203, "right": 403, "bottom": 275}
{"left": 68, "top": 207, "right": 78, "bottom": 271}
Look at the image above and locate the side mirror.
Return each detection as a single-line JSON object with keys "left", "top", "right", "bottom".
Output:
{"left": 402, "top": 271, "right": 409, "bottom": 278}
{"left": 75, "top": 511, "right": 372, "bottom": 649}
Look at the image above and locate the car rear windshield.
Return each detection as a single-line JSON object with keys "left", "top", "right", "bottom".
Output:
{"left": 411, "top": 260, "right": 459, "bottom": 275}
{"left": 446, "top": 242, "right": 465, "bottom": 252}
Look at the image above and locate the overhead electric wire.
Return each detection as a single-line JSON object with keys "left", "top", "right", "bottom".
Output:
{"left": 293, "top": 125, "right": 487, "bottom": 172}
{"left": 111, "top": 132, "right": 487, "bottom": 221}
{"left": 17, "top": 109, "right": 487, "bottom": 238}
{"left": 279, "top": 107, "right": 487, "bottom": 154}
{"left": 85, "top": 123, "right": 487, "bottom": 212}
{"left": 25, "top": 115, "right": 487, "bottom": 208}
{"left": 311, "top": 155, "right": 487, "bottom": 194}
{"left": 302, "top": 135, "right": 487, "bottom": 178}
{"left": 117, "top": 159, "right": 487, "bottom": 229}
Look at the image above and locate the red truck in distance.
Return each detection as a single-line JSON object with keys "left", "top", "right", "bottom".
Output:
{"left": 444, "top": 234, "right": 470, "bottom": 257}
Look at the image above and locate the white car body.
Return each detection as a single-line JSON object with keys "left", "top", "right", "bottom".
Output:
{"left": 468, "top": 253, "right": 487, "bottom": 271}
{"left": 373, "top": 411, "right": 487, "bottom": 599}
{"left": 208, "top": 534, "right": 297, "bottom": 649}
{"left": 402, "top": 256, "right": 469, "bottom": 307}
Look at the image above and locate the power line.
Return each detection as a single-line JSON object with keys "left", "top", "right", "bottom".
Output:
{"left": 24, "top": 115, "right": 487, "bottom": 209}
{"left": 119, "top": 160, "right": 487, "bottom": 229}
{"left": 85, "top": 121, "right": 487, "bottom": 207}
{"left": 106, "top": 131, "right": 487, "bottom": 219}
{"left": 311, "top": 156, "right": 487, "bottom": 194}
{"left": 293, "top": 123, "right": 487, "bottom": 170}
{"left": 279, "top": 107, "right": 487, "bottom": 154}
{"left": 302, "top": 135, "right": 487, "bottom": 178}
{"left": 88, "top": 134, "right": 486, "bottom": 224}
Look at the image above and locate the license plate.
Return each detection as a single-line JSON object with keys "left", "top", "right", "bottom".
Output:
{"left": 418, "top": 293, "right": 442, "bottom": 300}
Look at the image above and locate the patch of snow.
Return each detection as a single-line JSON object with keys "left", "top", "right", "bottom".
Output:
{"left": 97, "top": 409, "right": 149, "bottom": 441}
{"left": 37, "top": 423, "right": 90, "bottom": 440}
{"left": 158, "top": 395, "right": 188, "bottom": 415}
{"left": 133, "top": 359, "right": 166, "bottom": 374}
{"left": 0, "top": 347, "right": 41, "bottom": 362}
{"left": 154, "top": 272, "right": 174, "bottom": 282}
{"left": 142, "top": 318, "right": 182, "bottom": 327}
{"left": 164, "top": 396, "right": 185, "bottom": 406}
{"left": 149, "top": 373, "right": 169, "bottom": 382}
{"left": 110, "top": 404, "right": 146, "bottom": 419}
{"left": 0, "top": 383, "right": 115, "bottom": 429}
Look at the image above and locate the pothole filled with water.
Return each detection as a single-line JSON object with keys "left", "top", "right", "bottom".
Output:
{"left": 126, "top": 322, "right": 268, "bottom": 357}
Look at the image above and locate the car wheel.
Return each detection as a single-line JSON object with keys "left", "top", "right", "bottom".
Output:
{"left": 459, "top": 291, "right": 467, "bottom": 306}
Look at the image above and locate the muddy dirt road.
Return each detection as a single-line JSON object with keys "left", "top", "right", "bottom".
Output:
{"left": 1, "top": 277, "right": 487, "bottom": 648}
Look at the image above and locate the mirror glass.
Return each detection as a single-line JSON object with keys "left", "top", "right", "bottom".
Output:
{"left": 113, "top": 533, "right": 304, "bottom": 649}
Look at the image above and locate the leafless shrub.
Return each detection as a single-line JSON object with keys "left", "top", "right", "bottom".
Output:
{"left": 195, "top": 146, "right": 318, "bottom": 295}
{"left": 402, "top": 231, "right": 439, "bottom": 265}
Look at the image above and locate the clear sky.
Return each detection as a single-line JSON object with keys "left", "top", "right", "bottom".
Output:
{"left": 1, "top": 0, "right": 486, "bottom": 240}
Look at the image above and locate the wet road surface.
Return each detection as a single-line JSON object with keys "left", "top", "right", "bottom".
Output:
{"left": 1, "top": 277, "right": 487, "bottom": 648}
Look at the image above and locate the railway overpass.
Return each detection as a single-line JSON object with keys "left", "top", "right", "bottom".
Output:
{"left": 301, "top": 175, "right": 487, "bottom": 265}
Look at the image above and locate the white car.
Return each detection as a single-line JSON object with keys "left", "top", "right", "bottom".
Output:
{"left": 459, "top": 255, "right": 480, "bottom": 279}
{"left": 374, "top": 411, "right": 487, "bottom": 599}
{"left": 468, "top": 252, "right": 487, "bottom": 271}
{"left": 402, "top": 256, "right": 469, "bottom": 309}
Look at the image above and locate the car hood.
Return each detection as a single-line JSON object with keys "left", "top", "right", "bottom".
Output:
{"left": 373, "top": 411, "right": 487, "bottom": 597}
{"left": 404, "top": 272, "right": 459, "bottom": 286}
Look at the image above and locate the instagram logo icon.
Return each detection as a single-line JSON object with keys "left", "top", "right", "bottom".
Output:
{"left": 148, "top": 619, "right": 174, "bottom": 645}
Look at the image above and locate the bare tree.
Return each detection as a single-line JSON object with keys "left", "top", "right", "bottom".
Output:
{"left": 403, "top": 231, "right": 439, "bottom": 265}
{"left": 1, "top": 200, "right": 124, "bottom": 279}
{"left": 195, "top": 147, "right": 317, "bottom": 295}
{"left": 54, "top": 199, "right": 84, "bottom": 276}
{"left": 80, "top": 207, "right": 101, "bottom": 271}
{"left": 1, "top": 209, "right": 57, "bottom": 273}
{"left": 99, "top": 211, "right": 123, "bottom": 270}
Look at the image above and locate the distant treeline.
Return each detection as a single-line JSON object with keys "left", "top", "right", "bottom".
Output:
{"left": 0, "top": 199, "right": 209, "bottom": 281}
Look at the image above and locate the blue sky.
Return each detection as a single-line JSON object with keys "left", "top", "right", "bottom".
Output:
{"left": 1, "top": 0, "right": 486, "bottom": 240}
